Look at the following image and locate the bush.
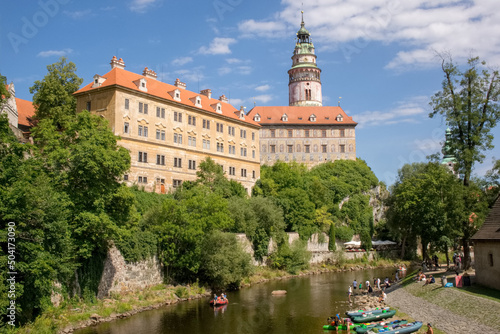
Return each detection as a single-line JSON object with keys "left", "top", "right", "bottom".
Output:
{"left": 174, "top": 286, "right": 189, "bottom": 298}
{"left": 335, "top": 226, "right": 354, "bottom": 242}
{"left": 199, "top": 231, "right": 253, "bottom": 289}
{"left": 269, "top": 239, "right": 311, "bottom": 274}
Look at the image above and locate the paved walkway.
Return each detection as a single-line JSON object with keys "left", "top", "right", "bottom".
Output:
{"left": 385, "top": 283, "right": 498, "bottom": 334}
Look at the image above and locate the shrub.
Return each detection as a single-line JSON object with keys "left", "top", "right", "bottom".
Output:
{"left": 335, "top": 226, "right": 354, "bottom": 242}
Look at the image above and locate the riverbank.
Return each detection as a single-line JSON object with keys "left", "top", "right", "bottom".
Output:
{"left": 384, "top": 268, "right": 500, "bottom": 334}
{"left": 11, "top": 258, "right": 406, "bottom": 334}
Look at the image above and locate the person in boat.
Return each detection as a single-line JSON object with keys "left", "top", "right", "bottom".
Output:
{"left": 213, "top": 294, "right": 217, "bottom": 302}
{"left": 222, "top": 292, "right": 227, "bottom": 301}
{"left": 427, "top": 323, "right": 433, "bottom": 334}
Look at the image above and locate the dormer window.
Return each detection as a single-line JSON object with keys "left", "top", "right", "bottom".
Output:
{"left": 281, "top": 113, "right": 288, "bottom": 122}
{"left": 169, "top": 89, "right": 181, "bottom": 101}
{"left": 336, "top": 114, "right": 343, "bottom": 122}
{"left": 92, "top": 74, "right": 106, "bottom": 88}
{"left": 253, "top": 113, "right": 261, "bottom": 122}
{"left": 134, "top": 78, "right": 147, "bottom": 92}
{"left": 211, "top": 102, "right": 223, "bottom": 113}
{"left": 190, "top": 95, "right": 202, "bottom": 108}
{"left": 309, "top": 114, "right": 316, "bottom": 122}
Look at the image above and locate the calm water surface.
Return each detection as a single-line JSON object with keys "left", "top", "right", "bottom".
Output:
{"left": 76, "top": 268, "right": 398, "bottom": 334}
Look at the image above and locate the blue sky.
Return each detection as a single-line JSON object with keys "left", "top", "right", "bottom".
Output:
{"left": 1, "top": 0, "right": 499, "bottom": 185}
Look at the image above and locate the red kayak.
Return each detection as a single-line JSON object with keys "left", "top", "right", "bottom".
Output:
{"left": 209, "top": 299, "right": 229, "bottom": 306}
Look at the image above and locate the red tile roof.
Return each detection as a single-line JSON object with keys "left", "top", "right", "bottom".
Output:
{"left": 246, "top": 106, "right": 357, "bottom": 126}
{"left": 74, "top": 67, "right": 260, "bottom": 127}
{"left": 15, "top": 97, "right": 35, "bottom": 127}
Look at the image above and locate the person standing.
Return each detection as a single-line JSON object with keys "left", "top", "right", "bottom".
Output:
{"left": 353, "top": 279, "right": 357, "bottom": 295}
{"left": 376, "top": 277, "right": 381, "bottom": 290}
{"left": 348, "top": 285, "right": 352, "bottom": 302}
{"left": 427, "top": 323, "right": 434, "bottom": 334}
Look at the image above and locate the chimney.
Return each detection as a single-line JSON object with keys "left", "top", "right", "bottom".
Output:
{"left": 110, "top": 56, "right": 125, "bottom": 70}
{"left": 200, "top": 89, "right": 212, "bottom": 99}
{"left": 142, "top": 67, "right": 157, "bottom": 80}
{"left": 219, "top": 94, "right": 228, "bottom": 103}
{"left": 174, "top": 78, "right": 186, "bottom": 90}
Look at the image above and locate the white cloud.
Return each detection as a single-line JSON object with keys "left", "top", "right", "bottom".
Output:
{"left": 239, "top": 0, "right": 500, "bottom": 69}
{"left": 229, "top": 98, "right": 244, "bottom": 107}
{"left": 255, "top": 84, "right": 270, "bottom": 92}
{"left": 199, "top": 37, "right": 237, "bottom": 55}
{"left": 63, "top": 9, "right": 92, "bottom": 19}
{"left": 226, "top": 58, "right": 243, "bottom": 64}
{"left": 253, "top": 94, "right": 273, "bottom": 103}
{"left": 351, "top": 96, "right": 428, "bottom": 128}
{"left": 129, "top": 0, "right": 158, "bottom": 13}
{"left": 37, "top": 48, "right": 73, "bottom": 57}
{"left": 172, "top": 57, "right": 193, "bottom": 66}
{"left": 173, "top": 68, "right": 205, "bottom": 85}
{"left": 218, "top": 67, "right": 232, "bottom": 76}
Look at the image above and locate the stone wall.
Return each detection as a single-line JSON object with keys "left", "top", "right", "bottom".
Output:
{"left": 97, "top": 244, "right": 163, "bottom": 299}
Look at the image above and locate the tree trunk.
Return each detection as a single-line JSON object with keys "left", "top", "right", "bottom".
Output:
{"left": 445, "top": 244, "right": 450, "bottom": 268}
{"left": 400, "top": 234, "right": 407, "bottom": 259}
{"left": 462, "top": 237, "right": 471, "bottom": 270}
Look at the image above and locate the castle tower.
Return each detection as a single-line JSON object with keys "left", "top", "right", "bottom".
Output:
{"left": 288, "top": 12, "right": 322, "bottom": 107}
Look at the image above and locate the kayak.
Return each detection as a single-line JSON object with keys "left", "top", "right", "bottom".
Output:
{"left": 323, "top": 323, "right": 360, "bottom": 331}
{"left": 366, "top": 321, "right": 422, "bottom": 333}
{"left": 346, "top": 307, "right": 391, "bottom": 317}
{"left": 209, "top": 299, "right": 228, "bottom": 306}
{"left": 355, "top": 319, "right": 408, "bottom": 333}
{"left": 351, "top": 309, "right": 396, "bottom": 323}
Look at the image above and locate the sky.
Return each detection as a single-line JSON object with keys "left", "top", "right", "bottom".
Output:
{"left": 1, "top": 0, "right": 499, "bottom": 186}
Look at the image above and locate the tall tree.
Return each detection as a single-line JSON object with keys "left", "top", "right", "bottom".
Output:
{"left": 429, "top": 55, "right": 500, "bottom": 268}
{"left": 30, "top": 57, "right": 83, "bottom": 128}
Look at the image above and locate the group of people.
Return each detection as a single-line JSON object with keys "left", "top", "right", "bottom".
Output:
{"left": 348, "top": 277, "right": 392, "bottom": 302}
{"left": 453, "top": 253, "right": 462, "bottom": 271}
{"left": 213, "top": 292, "right": 228, "bottom": 304}
{"left": 328, "top": 313, "right": 352, "bottom": 333}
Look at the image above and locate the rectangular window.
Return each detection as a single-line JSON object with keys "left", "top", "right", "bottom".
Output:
{"left": 216, "top": 123, "right": 223, "bottom": 133}
{"left": 156, "top": 107, "right": 161, "bottom": 118}
{"left": 241, "top": 147, "right": 247, "bottom": 156}
{"left": 217, "top": 142, "right": 224, "bottom": 153}
{"left": 188, "top": 136, "right": 196, "bottom": 147}
{"left": 305, "top": 130, "right": 310, "bottom": 137}
{"left": 252, "top": 150, "right": 255, "bottom": 158}
{"left": 188, "top": 115, "right": 196, "bottom": 126}
{"left": 241, "top": 169, "right": 247, "bottom": 177}
{"left": 288, "top": 130, "right": 293, "bottom": 137}
{"left": 173, "top": 179, "right": 182, "bottom": 188}
{"left": 144, "top": 103, "right": 148, "bottom": 114}
{"left": 340, "top": 144, "right": 345, "bottom": 153}
{"left": 240, "top": 129, "right": 246, "bottom": 138}
{"left": 203, "top": 119, "right": 211, "bottom": 129}
{"left": 252, "top": 170, "right": 256, "bottom": 179}
{"left": 287, "top": 145, "right": 293, "bottom": 153}
{"left": 161, "top": 130, "right": 165, "bottom": 141}
{"left": 340, "top": 129, "right": 345, "bottom": 137}
{"left": 252, "top": 132, "right": 255, "bottom": 140}
{"left": 125, "top": 98, "right": 129, "bottom": 110}
{"left": 174, "top": 157, "right": 182, "bottom": 168}
{"left": 156, "top": 129, "right": 160, "bottom": 139}
{"left": 156, "top": 154, "right": 165, "bottom": 165}
{"left": 188, "top": 159, "right": 196, "bottom": 170}
{"left": 270, "top": 129, "right": 275, "bottom": 138}
{"left": 139, "top": 102, "right": 143, "bottom": 113}
{"left": 228, "top": 126, "right": 235, "bottom": 136}
{"left": 174, "top": 111, "right": 183, "bottom": 122}
{"left": 124, "top": 122, "right": 129, "bottom": 134}
{"left": 143, "top": 126, "right": 148, "bottom": 137}
{"left": 86, "top": 101, "right": 91, "bottom": 111}
{"left": 124, "top": 174, "right": 129, "bottom": 181}
{"left": 138, "top": 125, "right": 143, "bottom": 136}
{"left": 305, "top": 145, "right": 310, "bottom": 153}
{"left": 174, "top": 133, "right": 183, "bottom": 144}
{"left": 322, "top": 145, "right": 327, "bottom": 153}
{"left": 322, "top": 130, "right": 327, "bottom": 137}
{"left": 270, "top": 145, "right": 276, "bottom": 153}
{"left": 203, "top": 139, "right": 210, "bottom": 150}
{"left": 229, "top": 166, "right": 235, "bottom": 176}
{"left": 138, "top": 151, "right": 148, "bottom": 163}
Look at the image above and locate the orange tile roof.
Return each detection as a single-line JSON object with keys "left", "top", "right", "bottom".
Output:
{"left": 15, "top": 97, "right": 35, "bottom": 127}
{"left": 246, "top": 106, "right": 357, "bottom": 126}
{"left": 74, "top": 67, "right": 260, "bottom": 127}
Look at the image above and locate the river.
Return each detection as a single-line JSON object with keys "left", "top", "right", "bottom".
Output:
{"left": 75, "top": 267, "right": 398, "bottom": 334}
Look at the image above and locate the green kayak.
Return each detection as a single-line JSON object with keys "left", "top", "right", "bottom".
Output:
{"left": 355, "top": 319, "right": 408, "bottom": 333}
{"left": 351, "top": 309, "right": 396, "bottom": 323}
{"left": 323, "top": 323, "right": 360, "bottom": 331}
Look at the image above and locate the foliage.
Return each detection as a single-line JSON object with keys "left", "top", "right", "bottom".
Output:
{"left": 268, "top": 239, "right": 311, "bottom": 274}
{"left": 30, "top": 57, "right": 83, "bottom": 129}
{"left": 328, "top": 223, "right": 336, "bottom": 251}
{"left": 335, "top": 226, "right": 354, "bottom": 242}
{"left": 199, "top": 230, "right": 253, "bottom": 289}
{"left": 0, "top": 73, "right": 10, "bottom": 105}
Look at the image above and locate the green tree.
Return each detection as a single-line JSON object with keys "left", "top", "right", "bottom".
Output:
{"left": 0, "top": 74, "right": 10, "bottom": 105}
{"left": 199, "top": 230, "right": 253, "bottom": 289}
{"left": 429, "top": 55, "right": 500, "bottom": 268}
{"left": 30, "top": 57, "right": 83, "bottom": 129}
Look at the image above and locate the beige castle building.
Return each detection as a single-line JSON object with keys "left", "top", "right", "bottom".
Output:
{"left": 74, "top": 57, "right": 261, "bottom": 193}
{"left": 247, "top": 15, "right": 357, "bottom": 167}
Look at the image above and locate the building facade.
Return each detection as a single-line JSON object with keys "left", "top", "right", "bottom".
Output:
{"left": 74, "top": 57, "right": 261, "bottom": 193}
{"left": 247, "top": 14, "right": 357, "bottom": 167}
{"left": 1, "top": 82, "right": 35, "bottom": 139}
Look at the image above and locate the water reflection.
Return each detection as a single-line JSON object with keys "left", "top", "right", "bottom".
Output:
{"left": 75, "top": 267, "right": 397, "bottom": 334}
